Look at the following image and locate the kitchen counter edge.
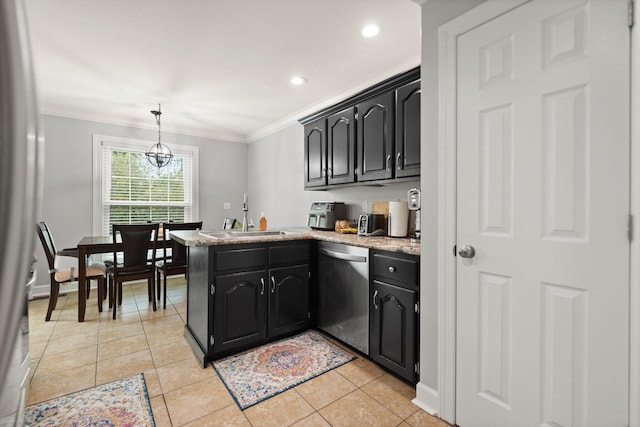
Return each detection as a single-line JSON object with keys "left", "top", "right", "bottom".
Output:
{"left": 170, "top": 229, "right": 421, "bottom": 256}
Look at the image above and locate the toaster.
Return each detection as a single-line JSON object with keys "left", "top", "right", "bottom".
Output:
{"left": 357, "top": 214, "right": 386, "bottom": 236}
{"left": 307, "top": 202, "right": 346, "bottom": 230}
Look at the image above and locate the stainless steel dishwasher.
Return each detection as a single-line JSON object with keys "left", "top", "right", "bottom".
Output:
{"left": 317, "top": 241, "right": 369, "bottom": 355}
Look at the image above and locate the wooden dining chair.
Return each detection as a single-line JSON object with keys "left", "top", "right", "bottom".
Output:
{"left": 156, "top": 221, "right": 202, "bottom": 309}
{"left": 111, "top": 223, "right": 159, "bottom": 319}
{"left": 35, "top": 222, "right": 107, "bottom": 321}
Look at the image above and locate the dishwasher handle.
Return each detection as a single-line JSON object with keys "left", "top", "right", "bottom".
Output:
{"left": 319, "top": 248, "right": 367, "bottom": 263}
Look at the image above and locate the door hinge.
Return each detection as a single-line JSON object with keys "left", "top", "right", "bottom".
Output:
{"left": 210, "top": 335, "right": 215, "bottom": 347}
{"left": 629, "top": 214, "right": 634, "bottom": 242}
{"left": 415, "top": 302, "right": 420, "bottom": 314}
{"left": 308, "top": 271, "right": 311, "bottom": 279}
{"left": 210, "top": 283, "right": 215, "bottom": 295}
{"left": 415, "top": 362, "right": 420, "bottom": 374}
{"left": 629, "top": 0, "right": 634, "bottom": 27}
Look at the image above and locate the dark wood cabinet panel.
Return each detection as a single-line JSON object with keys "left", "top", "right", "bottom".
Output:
{"left": 268, "top": 264, "right": 310, "bottom": 338}
{"left": 370, "top": 280, "right": 417, "bottom": 383}
{"left": 395, "top": 80, "right": 421, "bottom": 178}
{"left": 213, "top": 270, "right": 267, "bottom": 355}
{"left": 185, "top": 241, "right": 312, "bottom": 362}
{"left": 269, "top": 242, "right": 310, "bottom": 266}
{"left": 372, "top": 252, "right": 419, "bottom": 288}
{"left": 327, "top": 107, "right": 356, "bottom": 185}
{"left": 304, "top": 118, "right": 327, "bottom": 188}
{"left": 214, "top": 247, "right": 267, "bottom": 272}
{"left": 357, "top": 92, "right": 395, "bottom": 182}
{"left": 370, "top": 249, "right": 419, "bottom": 383}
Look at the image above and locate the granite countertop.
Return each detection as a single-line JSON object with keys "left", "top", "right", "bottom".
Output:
{"left": 171, "top": 228, "right": 420, "bottom": 256}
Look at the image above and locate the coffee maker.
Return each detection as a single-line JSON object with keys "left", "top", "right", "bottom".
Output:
{"left": 408, "top": 188, "right": 421, "bottom": 242}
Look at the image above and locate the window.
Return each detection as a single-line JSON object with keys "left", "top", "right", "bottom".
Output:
{"left": 93, "top": 135, "right": 199, "bottom": 235}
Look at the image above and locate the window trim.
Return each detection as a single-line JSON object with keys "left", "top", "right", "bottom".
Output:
{"left": 92, "top": 134, "right": 199, "bottom": 236}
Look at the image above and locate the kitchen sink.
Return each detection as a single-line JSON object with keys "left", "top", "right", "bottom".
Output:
{"left": 199, "top": 230, "right": 289, "bottom": 239}
{"left": 225, "top": 230, "right": 284, "bottom": 237}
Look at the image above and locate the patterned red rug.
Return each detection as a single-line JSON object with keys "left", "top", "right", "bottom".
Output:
{"left": 213, "top": 330, "right": 355, "bottom": 409}
{"left": 24, "top": 374, "right": 154, "bottom": 426}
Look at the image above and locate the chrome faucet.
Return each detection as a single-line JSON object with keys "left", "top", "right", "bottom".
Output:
{"left": 242, "top": 192, "right": 248, "bottom": 231}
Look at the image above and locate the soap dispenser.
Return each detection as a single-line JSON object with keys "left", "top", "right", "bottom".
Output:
{"left": 259, "top": 212, "right": 267, "bottom": 231}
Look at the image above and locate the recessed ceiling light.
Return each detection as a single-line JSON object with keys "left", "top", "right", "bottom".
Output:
{"left": 362, "top": 24, "right": 380, "bottom": 38}
{"left": 290, "top": 76, "right": 307, "bottom": 85}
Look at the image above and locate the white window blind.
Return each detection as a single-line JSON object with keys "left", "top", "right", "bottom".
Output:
{"left": 93, "top": 135, "right": 198, "bottom": 236}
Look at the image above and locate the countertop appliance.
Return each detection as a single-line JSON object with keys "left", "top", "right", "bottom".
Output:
{"left": 317, "top": 242, "right": 369, "bottom": 355}
{"left": 408, "top": 188, "right": 421, "bottom": 242}
{"left": 357, "top": 213, "right": 386, "bottom": 236}
{"left": 0, "top": 0, "right": 43, "bottom": 424}
{"left": 307, "top": 202, "right": 346, "bottom": 230}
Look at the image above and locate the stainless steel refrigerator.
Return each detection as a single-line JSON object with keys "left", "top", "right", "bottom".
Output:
{"left": 0, "top": 0, "right": 43, "bottom": 424}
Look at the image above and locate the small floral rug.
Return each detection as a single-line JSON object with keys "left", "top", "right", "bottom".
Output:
{"left": 24, "top": 373, "right": 154, "bottom": 426}
{"left": 213, "top": 330, "right": 355, "bottom": 409}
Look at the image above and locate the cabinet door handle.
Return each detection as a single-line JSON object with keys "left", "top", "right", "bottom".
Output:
{"left": 260, "top": 277, "right": 265, "bottom": 295}
{"left": 321, "top": 168, "right": 326, "bottom": 178}
{"left": 270, "top": 276, "right": 276, "bottom": 293}
{"left": 373, "top": 290, "right": 379, "bottom": 310}
{"left": 386, "top": 154, "right": 391, "bottom": 172}
{"left": 397, "top": 152, "right": 402, "bottom": 170}
{"left": 388, "top": 266, "right": 396, "bottom": 273}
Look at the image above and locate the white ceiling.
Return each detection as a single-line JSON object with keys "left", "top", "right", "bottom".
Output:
{"left": 24, "top": 0, "right": 421, "bottom": 143}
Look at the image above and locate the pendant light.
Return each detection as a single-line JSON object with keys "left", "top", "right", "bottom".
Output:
{"left": 145, "top": 103, "right": 173, "bottom": 168}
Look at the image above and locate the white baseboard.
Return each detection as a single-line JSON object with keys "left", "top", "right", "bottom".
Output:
{"left": 413, "top": 382, "right": 439, "bottom": 416}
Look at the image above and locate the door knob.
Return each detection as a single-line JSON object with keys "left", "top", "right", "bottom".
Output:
{"left": 458, "top": 245, "right": 476, "bottom": 259}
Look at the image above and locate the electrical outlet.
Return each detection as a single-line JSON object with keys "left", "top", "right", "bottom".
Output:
{"left": 223, "top": 202, "right": 231, "bottom": 210}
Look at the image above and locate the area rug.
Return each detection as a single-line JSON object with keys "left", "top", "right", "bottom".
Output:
{"left": 213, "top": 330, "right": 355, "bottom": 409}
{"left": 24, "top": 373, "right": 155, "bottom": 426}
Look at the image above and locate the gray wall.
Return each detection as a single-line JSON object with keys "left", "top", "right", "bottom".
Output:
{"left": 247, "top": 122, "right": 419, "bottom": 228}
{"left": 416, "top": 0, "right": 486, "bottom": 413}
{"left": 34, "top": 115, "right": 248, "bottom": 291}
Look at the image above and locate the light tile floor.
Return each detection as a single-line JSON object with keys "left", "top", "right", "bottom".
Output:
{"left": 27, "top": 277, "right": 452, "bottom": 427}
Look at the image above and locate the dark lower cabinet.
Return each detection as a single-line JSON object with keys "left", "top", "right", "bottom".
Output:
{"left": 213, "top": 270, "right": 267, "bottom": 355}
{"left": 370, "top": 280, "right": 417, "bottom": 383}
{"left": 185, "top": 241, "right": 311, "bottom": 364}
{"left": 268, "top": 265, "right": 310, "bottom": 338}
{"left": 369, "top": 250, "right": 419, "bottom": 383}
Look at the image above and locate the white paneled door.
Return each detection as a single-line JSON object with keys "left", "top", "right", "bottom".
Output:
{"left": 455, "top": 1, "right": 630, "bottom": 426}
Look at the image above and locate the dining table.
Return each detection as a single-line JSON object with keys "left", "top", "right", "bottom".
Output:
{"left": 76, "top": 235, "right": 163, "bottom": 322}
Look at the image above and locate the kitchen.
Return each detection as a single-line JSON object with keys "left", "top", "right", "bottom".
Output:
{"left": 2, "top": 0, "right": 639, "bottom": 426}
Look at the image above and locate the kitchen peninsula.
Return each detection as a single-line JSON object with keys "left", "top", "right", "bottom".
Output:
{"left": 171, "top": 229, "right": 421, "bottom": 383}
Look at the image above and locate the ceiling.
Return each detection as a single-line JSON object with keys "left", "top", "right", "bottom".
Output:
{"left": 24, "top": 0, "right": 421, "bottom": 143}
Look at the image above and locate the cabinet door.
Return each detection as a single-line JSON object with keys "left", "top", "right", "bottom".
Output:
{"left": 268, "top": 265, "right": 309, "bottom": 338}
{"left": 357, "top": 92, "right": 394, "bottom": 181}
{"left": 327, "top": 107, "right": 356, "bottom": 185}
{"left": 213, "top": 270, "right": 267, "bottom": 356}
{"left": 370, "top": 280, "right": 417, "bottom": 383}
{"left": 304, "top": 118, "right": 327, "bottom": 188}
{"left": 395, "top": 80, "right": 421, "bottom": 178}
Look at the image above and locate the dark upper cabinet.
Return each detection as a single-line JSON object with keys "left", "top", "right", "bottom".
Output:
{"left": 327, "top": 107, "right": 356, "bottom": 185}
{"left": 213, "top": 270, "right": 267, "bottom": 355}
{"left": 304, "top": 118, "right": 327, "bottom": 188}
{"left": 300, "top": 66, "right": 420, "bottom": 188}
{"left": 357, "top": 91, "right": 395, "bottom": 182}
{"left": 395, "top": 80, "right": 421, "bottom": 178}
{"left": 370, "top": 280, "right": 417, "bottom": 383}
{"left": 268, "top": 264, "right": 310, "bottom": 338}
